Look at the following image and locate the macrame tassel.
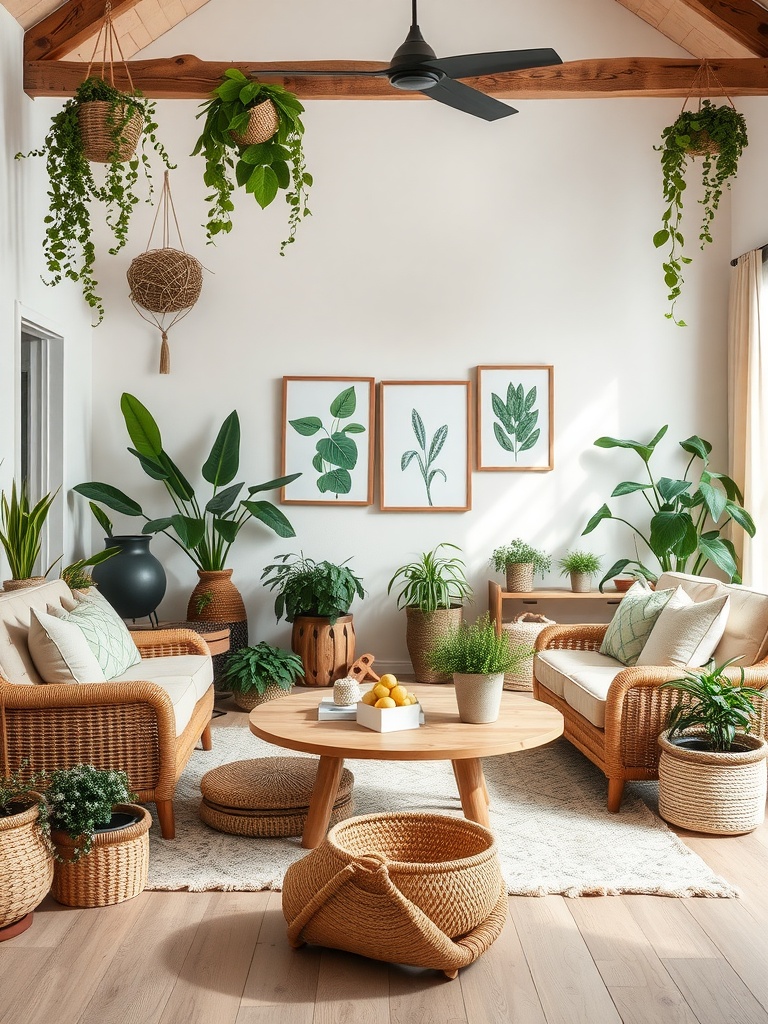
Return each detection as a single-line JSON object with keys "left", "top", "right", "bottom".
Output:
{"left": 159, "top": 331, "right": 170, "bottom": 374}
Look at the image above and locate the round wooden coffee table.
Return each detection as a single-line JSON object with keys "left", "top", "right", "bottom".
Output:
{"left": 249, "top": 684, "right": 564, "bottom": 848}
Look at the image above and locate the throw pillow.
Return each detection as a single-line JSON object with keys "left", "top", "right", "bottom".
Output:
{"left": 28, "top": 608, "right": 107, "bottom": 684}
{"left": 64, "top": 591, "right": 141, "bottom": 680}
{"left": 637, "top": 592, "right": 731, "bottom": 668}
{"left": 599, "top": 581, "right": 677, "bottom": 666}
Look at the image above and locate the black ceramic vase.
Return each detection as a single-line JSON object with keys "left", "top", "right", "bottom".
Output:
{"left": 91, "top": 535, "right": 166, "bottom": 621}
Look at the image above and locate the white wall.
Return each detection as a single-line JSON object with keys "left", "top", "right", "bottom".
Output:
{"left": 731, "top": 97, "right": 768, "bottom": 258}
{"left": 0, "top": 6, "right": 95, "bottom": 573}
{"left": 86, "top": 0, "right": 735, "bottom": 669}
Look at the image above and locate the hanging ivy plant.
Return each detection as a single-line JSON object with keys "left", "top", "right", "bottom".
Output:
{"left": 653, "top": 99, "right": 748, "bottom": 327}
{"left": 16, "top": 76, "right": 174, "bottom": 324}
{"left": 191, "top": 69, "right": 313, "bottom": 255}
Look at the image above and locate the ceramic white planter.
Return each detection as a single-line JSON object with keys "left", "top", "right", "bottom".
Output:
{"left": 453, "top": 672, "right": 504, "bottom": 724}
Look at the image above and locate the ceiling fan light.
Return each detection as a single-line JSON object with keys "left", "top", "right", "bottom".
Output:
{"left": 389, "top": 69, "right": 441, "bottom": 91}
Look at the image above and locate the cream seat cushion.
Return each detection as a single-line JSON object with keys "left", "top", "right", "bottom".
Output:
{"left": 535, "top": 649, "right": 625, "bottom": 728}
{"left": 112, "top": 654, "right": 214, "bottom": 736}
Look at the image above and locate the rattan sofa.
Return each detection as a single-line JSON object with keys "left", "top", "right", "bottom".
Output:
{"left": 0, "top": 580, "right": 214, "bottom": 839}
{"left": 533, "top": 572, "right": 768, "bottom": 811}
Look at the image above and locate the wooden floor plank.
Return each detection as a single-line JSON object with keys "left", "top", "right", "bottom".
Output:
{"left": 313, "top": 948, "right": 389, "bottom": 1024}
{"left": 663, "top": 957, "right": 768, "bottom": 1024}
{"left": 510, "top": 896, "right": 622, "bottom": 1024}
{"left": 388, "top": 962, "right": 467, "bottom": 1024}
{"left": 623, "top": 895, "right": 721, "bottom": 960}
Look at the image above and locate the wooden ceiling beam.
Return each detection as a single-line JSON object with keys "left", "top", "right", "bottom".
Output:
{"left": 24, "top": 0, "right": 144, "bottom": 62}
{"left": 678, "top": 0, "right": 768, "bottom": 57}
{"left": 23, "top": 54, "right": 768, "bottom": 100}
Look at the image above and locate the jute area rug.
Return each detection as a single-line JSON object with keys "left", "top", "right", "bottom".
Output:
{"left": 146, "top": 727, "right": 737, "bottom": 898}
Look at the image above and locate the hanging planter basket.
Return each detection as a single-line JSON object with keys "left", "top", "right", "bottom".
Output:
{"left": 78, "top": 101, "right": 144, "bottom": 163}
{"left": 230, "top": 99, "right": 280, "bottom": 146}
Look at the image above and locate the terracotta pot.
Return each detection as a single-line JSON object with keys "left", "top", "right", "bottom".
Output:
{"left": 453, "top": 672, "right": 505, "bottom": 724}
{"left": 405, "top": 606, "right": 463, "bottom": 684}
{"left": 0, "top": 796, "right": 54, "bottom": 938}
{"left": 291, "top": 614, "right": 355, "bottom": 687}
{"left": 187, "top": 569, "right": 248, "bottom": 660}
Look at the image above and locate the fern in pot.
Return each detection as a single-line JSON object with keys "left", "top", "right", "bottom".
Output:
{"left": 557, "top": 550, "right": 602, "bottom": 594}
{"left": 427, "top": 614, "right": 533, "bottom": 724}
{"left": 387, "top": 542, "right": 473, "bottom": 684}
{"left": 491, "top": 539, "right": 551, "bottom": 593}
{"left": 220, "top": 642, "right": 304, "bottom": 710}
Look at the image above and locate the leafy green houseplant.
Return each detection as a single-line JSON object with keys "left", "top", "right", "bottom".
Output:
{"left": 220, "top": 641, "right": 304, "bottom": 710}
{"left": 387, "top": 543, "right": 474, "bottom": 684}
{"left": 558, "top": 550, "right": 602, "bottom": 593}
{"left": 0, "top": 481, "right": 59, "bottom": 584}
{"left": 582, "top": 426, "right": 755, "bottom": 590}
{"left": 653, "top": 99, "right": 748, "bottom": 327}
{"left": 491, "top": 539, "right": 551, "bottom": 594}
{"left": 41, "top": 764, "right": 136, "bottom": 863}
{"left": 16, "top": 76, "right": 174, "bottom": 324}
{"left": 192, "top": 69, "right": 312, "bottom": 254}
{"left": 261, "top": 554, "right": 365, "bottom": 625}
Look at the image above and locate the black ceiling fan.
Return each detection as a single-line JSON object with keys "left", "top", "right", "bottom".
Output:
{"left": 259, "top": 1, "right": 563, "bottom": 121}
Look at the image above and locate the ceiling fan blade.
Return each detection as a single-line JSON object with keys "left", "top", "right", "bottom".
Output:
{"left": 428, "top": 47, "right": 562, "bottom": 80}
{"left": 422, "top": 77, "right": 517, "bottom": 120}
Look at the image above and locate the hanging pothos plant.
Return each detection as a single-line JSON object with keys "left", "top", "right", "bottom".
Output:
{"left": 192, "top": 69, "right": 313, "bottom": 255}
{"left": 653, "top": 98, "right": 748, "bottom": 327}
{"left": 16, "top": 76, "right": 174, "bottom": 324}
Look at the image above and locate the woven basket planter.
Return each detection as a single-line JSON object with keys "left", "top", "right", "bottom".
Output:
{"left": 2, "top": 576, "right": 46, "bottom": 592}
{"left": 283, "top": 811, "right": 507, "bottom": 978}
{"left": 569, "top": 572, "right": 592, "bottom": 594}
{"left": 127, "top": 248, "right": 203, "bottom": 314}
{"left": 50, "top": 804, "right": 151, "bottom": 907}
{"left": 187, "top": 569, "right": 248, "bottom": 661}
{"left": 502, "top": 613, "right": 554, "bottom": 691}
{"left": 658, "top": 730, "right": 768, "bottom": 835}
{"left": 231, "top": 683, "right": 291, "bottom": 712}
{"left": 505, "top": 563, "right": 534, "bottom": 593}
{"left": 78, "top": 101, "right": 143, "bottom": 162}
{"left": 0, "top": 796, "right": 54, "bottom": 935}
{"left": 291, "top": 614, "right": 356, "bottom": 687}
{"left": 405, "top": 606, "right": 462, "bottom": 684}
{"left": 686, "top": 131, "right": 721, "bottom": 157}
{"left": 230, "top": 99, "right": 280, "bottom": 146}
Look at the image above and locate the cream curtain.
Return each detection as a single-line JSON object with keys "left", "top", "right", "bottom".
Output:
{"left": 727, "top": 249, "right": 766, "bottom": 586}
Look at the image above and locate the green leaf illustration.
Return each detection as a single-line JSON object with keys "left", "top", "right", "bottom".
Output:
{"left": 316, "top": 433, "right": 358, "bottom": 470}
{"left": 330, "top": 387, "right": 357, "bottom": 418}
{"left": 318, "top": 469, "right": 352, "bottom": 494}
{"left": 290, "top": 416, "right": 323, "bottom": 436}
{"left": 492, "top": 381, "right": 541, "bottom": 462}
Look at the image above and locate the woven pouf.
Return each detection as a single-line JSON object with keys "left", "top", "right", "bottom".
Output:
{"left": 282, "top": 811, "right": 507, "bottom": 979}
{"left": 199, "top": 758, "right": 354, "bottom": 838}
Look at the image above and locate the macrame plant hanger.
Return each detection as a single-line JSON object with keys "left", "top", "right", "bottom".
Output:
{"left": 127, "top": 171, "right": 204, "bottom": 374}
{"left": 679, "top": 59, "right": 734, "bottom": 155}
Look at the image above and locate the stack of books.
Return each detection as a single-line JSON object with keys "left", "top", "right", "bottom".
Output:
{"left": 317, "top": 696, "right": 358, "bottom": 721}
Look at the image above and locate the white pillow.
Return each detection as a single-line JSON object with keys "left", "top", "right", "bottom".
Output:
{"left": 28, "top": 608, "right": 107, "bottom": 684}
{"left": 637, "top": 593, "right": 731, "bottom": 668}
{"left": 66, "top": 588, "right": 141, "bottom": 679}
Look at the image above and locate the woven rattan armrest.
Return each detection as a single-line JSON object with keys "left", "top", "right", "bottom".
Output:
{"left": 132, "top": 628, "right": 209, "bottom": 658}
{"left": 535, "top": 623, "right": 608, "bottom": 653}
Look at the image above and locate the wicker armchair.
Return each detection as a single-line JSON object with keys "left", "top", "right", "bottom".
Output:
{"left": 0, "top": 602, "right": 214, "bottom": 841}
{"left": 533, "top": 617, "right": 768, "bottom": 813}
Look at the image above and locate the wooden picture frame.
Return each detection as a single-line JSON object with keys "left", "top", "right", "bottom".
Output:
{"left": 281, "top": 376, "right": 375, "bottom": 505}
{"left": 476, "top": 365, "right": 554, "bottom": 471}
{"left": 379, "top": 380, "right": 472, "bottom": 512}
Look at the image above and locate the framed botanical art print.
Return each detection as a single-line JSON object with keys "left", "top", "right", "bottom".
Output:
{"left": 281, "top": 376, "right": 375, "bottom": 505}
{"left": 476, "top": 365, "right": 554, "bottom": 471}
{"left": 379, "top": 380, "right": 472, "bottom": 512}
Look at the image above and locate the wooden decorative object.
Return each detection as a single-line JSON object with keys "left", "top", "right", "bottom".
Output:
{"left": 291, "top": 614, "right": 356, "bottom": 687}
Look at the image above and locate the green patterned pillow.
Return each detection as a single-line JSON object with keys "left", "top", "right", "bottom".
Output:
{"left": 62, "top": 593, "right": 141, "bottom": 680}
{"left": 600, "top": 582, "right": 677, "bottom": 666}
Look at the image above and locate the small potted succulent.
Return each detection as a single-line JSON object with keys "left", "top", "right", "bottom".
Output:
{"left": 0, "top": 763, "right": 53, "bottom": 938}
{"left": 557, "top": 550, "right": 602, "bottom": 593}
{"left": 490, "top": 539, "right": 551, "bottom": 594}
{"left": 220, "top": 641, "right": 305, "bottom": 710}
{"left": 658, "top": 658, "right": 767, "bottom": 834}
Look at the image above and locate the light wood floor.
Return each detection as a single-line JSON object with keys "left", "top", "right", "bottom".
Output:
{"left": 3, "top": 700, "right": 768, "bottom": 1024}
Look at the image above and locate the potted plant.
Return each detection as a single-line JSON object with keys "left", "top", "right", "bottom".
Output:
{"left": 582, "top": 425, "right": 755, "bottom": 590}
{"left": 192, "top": 69, "right": 312, "bottom": 255}
{"left": 220, "top": 641, "right": 304, "bottom": 710}
{"left": 427, "top": 613, "right": 533, "bottom": 724}
{"left": 557, "top": 550, "right": 602, "bottom": 594}
{"left": 16, "top": 76, "right": 174, "bottom": 324}
{"left": 654, "top": 98, "right": 748, "bottom": 327}
{"left": 261, "top": 554, "right": 365, "bottom": 687}
{"left": 60, "top": 547, "right": 120, "bottom": 592}
{"left": 42, "top": 764, "right": 151, "bottom": 907}
{"left": 387, "top": 543, "right": 473, "bottom": 684}
{"left": 74, "top": 392, "right": 300, "bottom": 653}
{"left": 490, "top": 539, "right": 551, "bottom": 594}
{"left": 657, "top": 658, "right": 767, "bottom": 834}
{"left": 0, "top": 763, "right": 53, "bottom": 939}
{"left": 0, "top": 481, "right": 59, "bottom": 590}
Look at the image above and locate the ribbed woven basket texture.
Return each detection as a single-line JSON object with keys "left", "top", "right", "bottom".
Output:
{"left": 50, "top": 804, "right": 151, "bottom": 907}
{"left": 405, "top": 606, "right": 462, "bottom": 683}
{"left": 502, "top": 614, "right": 555, "bottom": 690}
{"left": 2, "top": 577, "right": 46, "bottom": 592}
{"left": 231, "top": 99, "right": 279, "bottom": 145}
{"left": 0, "top": 798, "right": 54, "bottom": 929}
{"left": 686, "top": 132, "right": 721, "bottom": 157}
{"left": 282, "top": 812, "right": 506, "bottom": 975}
{"left": 231, "top": 683, "right": 290, "bottom": 712}
{"left": 506, "top": 563, "right": 534, "bottom": 592}
{"left": 127, "top": 248, "right": 203, "bottom": 313}
{"left": 658, "top": 730, "right": 767, "bottom": 835}
{"left": 78, "top": 101, "right": 143, "bottom": 162}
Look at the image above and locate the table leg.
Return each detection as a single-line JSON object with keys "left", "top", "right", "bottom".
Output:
{"left": 302, "top": 755, "right": 345, "bottom": 849}
{"left": 452, "top": 758, "right": 490, "bottom": 828}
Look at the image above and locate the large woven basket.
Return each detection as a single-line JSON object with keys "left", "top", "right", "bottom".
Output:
{"left": 231, "top": 99, "right": 280, "bottom": 146}
{"left": 0, "top": 796, "right": 54, "bottom": 932}
{"left": 78, "top": 100, "right": 143, "bottom": 162}
{"left": 658, "top": 730, "right": 767, "bottom": 835}
{"left": 231, "top": 683, "right": 291, "bottom": 712}
{"left": 405, "top": 606, "right": 462, "bottom": 683}
{"left": 50, "top": 804, "right": 151, "bottom": 907}
{"left": 127, "top": 248, "right": 203, "bottom": 314}
{"left": 502, "top": 613, "right": 555, "bottom": 690}
{"left": 283, "top": 811, "right": 507, "bottom": 978}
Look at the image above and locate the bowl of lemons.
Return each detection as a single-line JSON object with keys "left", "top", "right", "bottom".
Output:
{"left": 357, "top": 674, "right": 422, "bottom": 732}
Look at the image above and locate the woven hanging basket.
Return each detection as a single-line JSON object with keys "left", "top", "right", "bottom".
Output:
{"left": 78, "top": 100, "right": 144, "bottom": 163}
{"left": 231, "top": 99, "right": 280, "bottom": 146}
{"left": 501, "top": 612, "right": 555, "bottom": 691}
{"left": 127, "top": 248, "right": 203, "bottom": 314}
{"left": 685, "top": 131, "right": 721, "bottom": 157}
